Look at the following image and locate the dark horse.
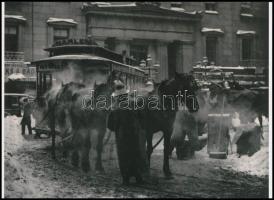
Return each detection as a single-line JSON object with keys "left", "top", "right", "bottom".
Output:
{"left": 143, "top": 72, "right": 199, "bottom": 178}
{"left": 107, "top": 72, "right": 199, "bottom": 179}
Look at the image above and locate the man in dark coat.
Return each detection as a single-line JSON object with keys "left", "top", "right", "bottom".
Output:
{"left": 107, "top": 82, "right": 148, "bottom": 185}
{"left": 21, "top": 98, "right": 32, "bottom": 135}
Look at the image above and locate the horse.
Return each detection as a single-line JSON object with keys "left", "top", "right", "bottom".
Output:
{"left": 43, "top": 82, "right": 86, "bottom": 159}
{"left": 106, "top": 72, "right": 200, "bottom": 179}
{"left": 169, "top": 87, "right": 215, "bottom": 159}
{"left": 142, "top": 72, "right": 200, "bottom": 178}
{"left": 43, "top": 72, "right": 116, "bottom": 172}
{"left": 67, "top": 81, "right": 113, "bottom": 172}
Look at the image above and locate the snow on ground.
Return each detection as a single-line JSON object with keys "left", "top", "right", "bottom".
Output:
{"left": 4, "top": 116, "right": 24, "bottom": 153}
{"left": 226, "top": 123, "right": 269, "bottom": 177}
{"left": 152, "top": 117, "right": 269, "bottom": 178}
{"left": 4, "top": 115, "right": 57, "bottom": 198}
{"left": 4, "top": 116, "right": 37, "bottom": 198}
{"left": 3, "top": 115, "right": 269, "bottom": 198}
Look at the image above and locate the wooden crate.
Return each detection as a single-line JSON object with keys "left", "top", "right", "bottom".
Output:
{"left": 207, "top": 114, "right": 231, "bottom": 159}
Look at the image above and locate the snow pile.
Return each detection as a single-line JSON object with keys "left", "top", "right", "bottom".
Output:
{"left": 227, "top": 146, "right": 268, "bottom": 177}
{"left": 228, "top": 118, "right": 269, "bottom": 177}
{"left": 194, "top": 116, "right": 269, "bottom": 177}
{"left": 4, "top": 116, "right": 25, "bottom": 154}
{"left": 4, "top": 115, "right": 38, "bottom": 198}
{"left": 4, "top": 155, "right": 36, "bottom": 198}
{"left": 8, "top": 73, "right": 26, "bottom": 80}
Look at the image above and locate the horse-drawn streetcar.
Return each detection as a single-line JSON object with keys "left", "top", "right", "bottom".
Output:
{"left": 31, "top": 38, "right": 148, "bottom": 140}
{"left": 32, "top": 38, "right": 148, "bottom": 102}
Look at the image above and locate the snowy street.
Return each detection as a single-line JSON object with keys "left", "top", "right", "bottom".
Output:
{"left": 4, "top": 115, "right": 269, "bottom": 198}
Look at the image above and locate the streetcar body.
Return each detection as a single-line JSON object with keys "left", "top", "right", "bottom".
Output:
{"left": 31, "top": 39, "right": 147, "bottom": 100}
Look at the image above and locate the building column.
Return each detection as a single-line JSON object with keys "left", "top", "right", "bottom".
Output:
{"left": 175, "top": 43, "right": 184, "bottom": 73}
{"left": 182, "top": 43, "right": 194, "bottom": 73}
{"left": 157, "top": 41, "right": 168, "bottom": 81}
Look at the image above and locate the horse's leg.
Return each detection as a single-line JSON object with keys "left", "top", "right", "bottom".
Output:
{"left": 81, "top": 134, "right": 91, "bottom": 173}
{"left": 95, "top": 128, "right": 105, "bottom": 172}
{"left": 71, "top": 131, "right": 80, "bottom": 168}
{"left": 187, "top": 128, "right": 199, "bottom": 157}
{"left": 146, "top": 131, "right": 153, "bottom": 168}
{"left": 50, "top": 112, "right": 56, "bottom": 160}
{"left": 163, "top": 130, "right": 172, "bottom": 178}
{"left": 51, "top": 130, "right": 56, "bottom": 159}
{"left": 169, "top": 145, "right": 175, "bottom": 157}
{"left": 62, "top": 148, "right": 69, "bottom": 158}
{"left": 71, "top": 150, "right": 79, "bottom": 167}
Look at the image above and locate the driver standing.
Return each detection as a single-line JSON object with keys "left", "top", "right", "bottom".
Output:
{"left": 20, "top": 98, "right": 33, "bottom": 135}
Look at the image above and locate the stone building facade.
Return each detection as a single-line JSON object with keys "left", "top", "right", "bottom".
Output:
{"left": 4, "top": 2, "right": 269, "bottom": 82}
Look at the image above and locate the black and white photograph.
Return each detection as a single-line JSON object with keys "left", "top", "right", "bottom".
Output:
{"left": 1, "top": 1, "right": 272, "bottom": 198}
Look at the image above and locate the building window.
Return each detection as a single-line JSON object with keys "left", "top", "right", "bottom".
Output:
{"left": 130, "top": 44, "right": 148, "bottom": 64}
{"left": 5, "top": 25, "right": 18, "bottom": 51}
{"left": 205, "top": 2, "right": 217, "bottom": 11}
{"left": 241, "top": 37, "right": 253, "bottom": 60}
{"left": 206, "top": 36, "right": 217, "bottom": 64}
{"left": 53, "top": 28, "right": 69, "bottom": 43}
{"left": 240, "top": 2, "right": 252, "bottom": 14}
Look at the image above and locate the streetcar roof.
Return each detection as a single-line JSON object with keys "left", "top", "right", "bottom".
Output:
{"left": 31, "top": 54, "right": 146, "bottom": 74}
{"left": 5, "top": 93, "right": 35, "bottom": 98}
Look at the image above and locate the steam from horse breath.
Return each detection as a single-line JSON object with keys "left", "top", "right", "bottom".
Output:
{"left": 53, "top": 62, "right": 107, "bottom": 88}
{"left": 46, "top": 61, "right": 108, "bottom": 99}
{"left": 33, "top": 61, "right": 109, "bottom": 128}
{"left": 171, "top": 90, "right": 260, "bottom": 142}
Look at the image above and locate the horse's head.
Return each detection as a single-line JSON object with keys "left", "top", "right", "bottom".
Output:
{"left": 174, "top": 72, "right": 199, "bottom": 93}
{"left": 56, "top": 82, "right": 86, "bottom": 104}
{"left": 174, "top": 72, "right": 200, "bottom": 112}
